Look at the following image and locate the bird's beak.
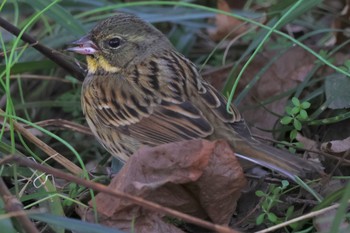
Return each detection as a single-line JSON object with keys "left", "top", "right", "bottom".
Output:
{"left": 67, "top": 35, "right": 98, "bottom": 55}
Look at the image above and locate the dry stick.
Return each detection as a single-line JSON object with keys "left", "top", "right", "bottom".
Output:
{"left": 285, "top": 196, "right": 319, "bottom": 206}
{"left": 0, "top": 156, "right": 240, "bottom": 233}
{"left": 0, "top": 16, "right": 85, "bottom": 81}
{"left": 328, "top": 150, "right": 350, "bottom": 178}
{"left": 254, "top": 134, "right": 350, "bottom": 165}
{"left": 0, "top": 178, "right": 40, "bottom": 233}
{"left": 234, "top": 201, "right": 262, "bottom": 227}
{"left": 0, "top": 209, "right": 44, "bottom": 219}
{"left": 256, "top": 203, "right": 343, "bottom": 233}
{"left": 9, "top": 74, "right": 81, "bottom": 83}
{"left": 28, "top": 119, "right": 93, "bottom": 136}
{"left": 244, "top": 174, "right": 286, "bottom": 184}
{"left": 3, "top": 118, "right": 93, "bottom": 136}
{"left": 0, "top": 110, "right": 82, "bottom": 175}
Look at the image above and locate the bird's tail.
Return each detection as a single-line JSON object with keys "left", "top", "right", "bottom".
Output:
{"left": 232, "top": 139, "right": 323, "bottom": 180}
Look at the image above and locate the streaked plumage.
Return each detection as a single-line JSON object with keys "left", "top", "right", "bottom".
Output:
{"left": 69, "top": 13, "right": 321, "bottom": 180}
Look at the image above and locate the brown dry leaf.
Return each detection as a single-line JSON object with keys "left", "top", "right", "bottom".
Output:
{"left": 202, "top": 47, "right": 320, "bottom": 140}
{"left": 321, "top": 136, "right": 350, "bottom": 154}
{"left": 234, "top": 47, "right": 315, "bottom": 139}
{"left": 318, "top": 179, "right": 345, "bottom": 198}
{"left": 329, "top": 0, "right": 350, "bottom": 45}
{"left": 296, "top": 134, "right": 350, "bottom": 169}
{"left": 83, "top": 140, "right": 246, "bottom": 232}
{"left": 237, "top": 48, "right": 350, "bottom": 140}
{"left": 202, "top": 64, "right": 234, "bottom": 91}
{"left": 187, "top": 140, "right": 246, "bottom": 224}
{"left": 204, "top": 49, "right": 350, "bottom": 140}
{"left": 296, "top": 133, "right": 320, "bottom": 159}
{"left": 207, "top": 0, "right": 250, "bottom": 41}
{"left": 314, "top": 207, "right": 349, "bottom": 232}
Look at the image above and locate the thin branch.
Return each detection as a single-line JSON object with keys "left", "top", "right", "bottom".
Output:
{"left": 0, "top": 178, "right": 40, "bottom": 233}
{"left": 0, "top": 16, "right": 85, "bottom": 81}
{"left": 0, "top": 156, "right": 240, "bottom": 233}
{"left": 9, "top": 74, "right": 81, "bottom": 83}
{"left": 254, "top": 134, "right": 350, "bottom": 165}
{"left": 24, "top": 119, "right": 92, "bottom": 136}
{"left": 0, "top": 109, "right": 82, "bottom": 175}
{"left": 256, "top": 202, "right": 343, "bottom": 233}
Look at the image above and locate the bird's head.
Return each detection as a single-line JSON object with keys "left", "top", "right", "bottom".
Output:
{"left": 68, "top": 12, "right": 173, "bottom": 73}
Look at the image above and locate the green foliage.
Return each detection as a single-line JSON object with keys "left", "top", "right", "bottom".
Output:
{"left": 316, "top": 49, "right": 335, "bottom": 65}
{"left": 280, "top": 97, "right": 311, "bottom": 153}
{"left": 339, "top": 59, "right": 350, "bottom": 72}
{"left": 255, "top": 180, "right": 299, "bottom": 229}
{"left": 30, "top": 213, "right": 124, "bottom": 233}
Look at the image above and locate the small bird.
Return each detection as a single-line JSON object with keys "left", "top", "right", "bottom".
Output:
{"left": 68, "top": 12, "right": 321, "bottom": 180}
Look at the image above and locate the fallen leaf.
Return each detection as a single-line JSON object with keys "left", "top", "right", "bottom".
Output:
{"left": 235, "top": 47, "right": 316, "bottom": 139}
{"left": 204, "top": 48, "right": 350, "bottom": 141}
{"left": 328, "top": 0, "right": 350, "bottom": 45}
{"left": 314, "top": 207, "right": 349, "bottom": 232}
{"left": 187, "top": 140, "right": 246, "bottom": 224}
{"left": 325, "top": 75, "right": 350, "bottom": 109}
{"left": 296, "top": 134, "right": 350, "bottom": 168}
{"left": 204, "top": 47, "right": 317, "bottom": 140}
{"left": 296, "top": 133, "right": 320, "bottom": 159}
{"left": 202, "top": 64, "right": 233, "bottom": 91}
{"left": 82, "top": 140, "right": 246, "bottom": 232}
{"left": 321, "top": 136, "right": 350, "bottom": 154}
{"left": 207, "top": 0, "right": 250, "bottom": 41}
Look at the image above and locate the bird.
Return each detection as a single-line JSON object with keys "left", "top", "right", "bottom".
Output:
{"left": 68, "top": 12, "right": 321, "bottom": 180}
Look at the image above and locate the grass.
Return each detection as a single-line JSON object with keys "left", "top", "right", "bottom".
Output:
{"left": 1, "top": 0, "right": 350, "bottom": 232}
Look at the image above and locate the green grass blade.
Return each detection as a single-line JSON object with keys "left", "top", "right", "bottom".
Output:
{"left": 30, "top": 213, "right": 126, "bottom": 233}
{"left": 27, "top": 0, "right": 85, "bottom": 36}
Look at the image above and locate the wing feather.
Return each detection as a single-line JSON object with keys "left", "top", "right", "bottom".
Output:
{"left": 84, "top": 51, "right": 245, "bottom": 148}
{"left": 126, "top": 101, "right": 214, "bottom": 145}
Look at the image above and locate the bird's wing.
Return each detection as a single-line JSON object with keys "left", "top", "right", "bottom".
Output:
{"left": 126, "top": 100, "right": 214, "bottom": 145}
{"left": 92, "top": 96, "right": 214, "bottom": 145}
{"left": 86, "top": 77, "right": 218, "bottom": 146}
{"left": 199, "top": 82, "right": 252, "bottom": 140}
{"left": 85, "top": 51, "right": 249, "bottom": 146}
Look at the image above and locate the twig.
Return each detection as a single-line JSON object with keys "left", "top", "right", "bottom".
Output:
{"left": 254, "top": 134, "right": 350, "bottom": 165}
{"left": 255, "top": 202, "right": 343, "bottom": 233}
{"left": 244, "top": 174, "right": 287, "bottom": 184}
{"left": 0, "top": 109, "right": 82, "bottom": 175}
{"left": 0, "top": 178, "right": 40, "bottom": 233}
{"left": 0, "top": 16, "right": 85, "bottom": 81}
{"left": 0, "top": 156, "right": 240, "bottom": 233}
{"left": 24, "top": 119, "right": 92, "bottom": 136}
{"left": 0, "top": 208, "right": 44, "bottom": 220}
{"left": 328, "top": 150, "right": 350, "bottom": 178}
{"left": 285, "top": 197, "right": 319, "bottom": 206}
{"left": 201, "top": 63, "right": 234, "bottom": 76}
{"left": 234, "top": 202, "right": 262, "bottom": 227}
{"left": 9, "top": 74, "right": 81, "bottom": 83}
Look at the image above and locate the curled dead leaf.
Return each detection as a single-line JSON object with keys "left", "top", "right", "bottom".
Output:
{"left": 296, "top": 133, "right": 320, "bottom": 159}
{"left": 314, "top": 207, "right": 349, "bottom": 232}
{"left": 82, "top": 139, "right": 246, "bottom": 232}
{"left": 207, "top": 0, "right": 250, "bottom": 41}
{"left": 223, "top": 47, "right": 315, "bottom": 139}
{"left": 321, "top": 136, "right": 350, "bottom": 154}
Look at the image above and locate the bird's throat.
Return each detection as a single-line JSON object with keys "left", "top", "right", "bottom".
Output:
{"left": 86, "top": 56, "right": 121, "bottom": 74}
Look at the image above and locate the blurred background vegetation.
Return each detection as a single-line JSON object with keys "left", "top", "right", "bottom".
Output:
{"left": 1, "top": 0, "right": 350, "bottom": 232}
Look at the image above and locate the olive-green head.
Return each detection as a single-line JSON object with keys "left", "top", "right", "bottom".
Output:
{"left": 68, "top": 12, "right": 173, "bottom": 71}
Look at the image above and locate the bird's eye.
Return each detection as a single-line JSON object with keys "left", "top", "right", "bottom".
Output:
{"left": 108, "top": 37, "right": 121, "bottom": 48}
